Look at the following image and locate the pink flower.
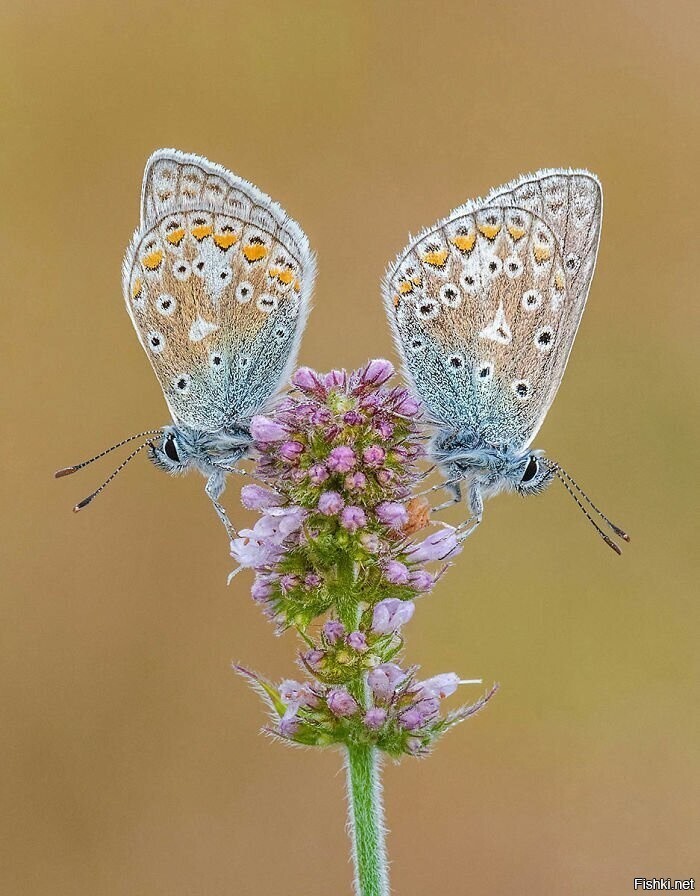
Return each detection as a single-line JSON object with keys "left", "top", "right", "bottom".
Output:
{"left": 318, "top": 491, "right": 344, "bottom": 515}
{"left": 292, "top": 366, "right": 324, "bottom": 393}
{"left": 395, "top": 393, "right": 421, "bottom": 416}
{"left": 323, "top": 619, "right": 345, "bottom": 645}
{"left": 250, "top": 415, "right": 288, "bottom": 442}
{"left": 343, "top": 410, "right": 363, "bottom": 425}
{"left": 308, "top": 464, "right": 329, "bottom": 485}
{"left": 367, "top": 663, "right": 406, "bottom": 702}
{"left": 383, "top": 560, "right": 409, "bottom": 585}
{"left": 341, "top": 505, "right": 367, "bottom": 532}
{"left": 361, "top": 359, "right": 394, "bottom": 386}
{"left": 409, "top": 570, "right": 435, "bottom": 592}
{"left": 415, "top": 673, "right": 460, "bottom": 699}
{"left": 372, "top": 598, "right": 415, "bottom": 634}
{"left": 279, "top": 440, "right": 305, "bottom": 461}
{"left": 324, "top": 369, "right": 345, "bottom": 389}
{"left": 347, "top": 631, "right": 368, "bottom": 652}
{"left": 327, "top": 445, "right": 356, "bottom": 473}
{"left": 279, "top": 679, "right": 318, "bottom": 708}
{"left": 364, "top": 707, "right": 387, "bottom": 730}
{"left": 360, "top": 533, "right": 380, "bottom": 553}
{"left": 240, "top": 484, "right": 282, "bottom": 511}
{"left": 327, "top": 688, "right": 359, "bottom": 717}
{"left": 376, "top": 501, "right": 408, "bottom": 529}
{"left": 362, "top": 445, "right": 385, "bottom": 467}
{"left": 405, "top": 527, "right": 461, "bottom": 562}
{"left": 344, "top": 472, "right": 367, "bottom": 492}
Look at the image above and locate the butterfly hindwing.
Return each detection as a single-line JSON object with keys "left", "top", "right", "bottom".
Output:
{"left": 123, "top": 149, "right": 315, "bottom": 432}
{"left": 383, "top": 169, "right": 602, "bottom": 447}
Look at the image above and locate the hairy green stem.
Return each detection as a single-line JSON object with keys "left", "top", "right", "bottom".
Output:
{"left": 338, "top": 579, "right": 390, "bottom": 896}
{"left": 345, "top": 743, "right": 389, "bottom": 896}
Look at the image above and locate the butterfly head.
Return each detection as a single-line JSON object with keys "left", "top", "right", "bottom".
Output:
{"left": 513, "top": 452, "right": 556, "bottom": 496}
{"left": 148, "top": 424, "right": 252, "bottom": 476}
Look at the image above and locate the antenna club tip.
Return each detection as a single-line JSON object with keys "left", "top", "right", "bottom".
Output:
{"left": 73, "top": 497, "right": 94, "bottom": 512}
{"left": 55, "top": 466, "right": 78, "bottom": 478}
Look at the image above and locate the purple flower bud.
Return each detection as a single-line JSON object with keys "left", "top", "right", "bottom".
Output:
{"left": 409, "top": 570, "right": 435, "bottom": 592}
{"left": 347, "top": 630, "right": 368, "bottom": 652}
{"left": 302, "top": 649, "right": 325, "bottom": 669}
{"left": 416, "top": 672, "right": 460, "bottom": 699}
{"left": 311, "top": 407, "right": 332, "bottom": 425}
{"left": 343, "top": 410, "right": 363, "bottom": 425}
{"left": 376, "top": 501, "right": 408, "bottom": 529}
{"left": 279, "top": 440, "right": 305, "bottom": 462}
{"left": 292, "top": 366, "right": 324, "bottom": 393}
{"left": 374, "top": 419, "right": 394, "bottom": 439}
{"left": 327, "top": 688, "right": 359, "bottom": 717}
{"left": 251, "top": 577, "right": 274, "bottom": 602}
{"left": 375, "top": 468, "right": 396, "bottom": 486}
{"left": 395, "top": 393, "right": 421, "bottom": 416}
{"left": 360, "top": 533, "right": 380, "bottom": 553}
{"left": 323, "top": 619, "right": 346, "bottom": 645}
{"left": 279, "top": 574, "right": 299, "bottom": 592}
{"left": 406, "top": 736, "right": 423, "bottom": 754}
{"left": 250, "top": 415, "right": 288, "bottom": 442}
{"left": 344, "top": 471, "right": 367, "bottom": 492}
{"left": 372, "top": 597, "right": 415, "bottom": 634}
{"left": 240, "top": 484, "right": 282, "bottom": 511}
{"left": 405, "top": 527, "right": 461, "bottom": 562}
{"left": 362, "top": 359, "right": 394, "bottom": 386}
{"left": 308, "top": 463, "right": 329, "bottom": 485}
{"left": 398, "top": 696, "right": 440, "bottom": 730}
{"left": 362, "top": 445, "right": 385, "bottom": 467}
{"left": 341, "top": 505, "right": 367, "bottom": 533}
{"left": 279, "top": 679, "right": 318, "bottom": 708}
{"left": 318, "top": 490, "right": 344, "bottom": 515}
{"left": 304, "top": 572, "right": 322, "bottom": 588}
{"left": 327, "top": 445, "right": 356, "bottom": 473}
{"left": 364, "top": 707, "right": 387, "bottom": 730}
{"left": 279, "top": 708, "right": 300, "bottom": 737}
{"left": 324, "top": 369, "right": 345, "bottom": 389}
{"left": 368, "top": 663, "right": 406, "bottom": 701}
{"left": 383, "top": 560, "right": 410, "bottom": 585}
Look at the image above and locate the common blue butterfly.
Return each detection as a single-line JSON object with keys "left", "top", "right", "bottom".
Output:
{"left": 383, "top": 169, "right": 628, "bottom": 552}
{"left": 57, "top": 149, "right": 315, "bottom": 536}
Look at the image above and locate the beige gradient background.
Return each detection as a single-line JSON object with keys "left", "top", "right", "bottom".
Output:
{"left": 2, "top": 2, "right": 698, "bottom": 894}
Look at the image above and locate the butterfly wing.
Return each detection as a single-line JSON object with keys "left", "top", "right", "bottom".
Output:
{"left": 122, "top": 149, "right": 315, "bottom": 432}
{"left": 383, "top": 169, "right": 602, "bottom": 447}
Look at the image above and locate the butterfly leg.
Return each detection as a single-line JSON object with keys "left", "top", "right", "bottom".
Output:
{"left": 431, "top": 480, "right": 463, "bottom": 513}
{"left": 205, "top": 472, "right": 236, "bottom": 540}
{"left": 457, "top": 484, "right": 483, "bottom": 541}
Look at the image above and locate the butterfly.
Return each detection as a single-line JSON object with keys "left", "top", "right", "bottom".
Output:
{"left": 383, "top": 168, "right": 629, "bottom": 553}
{"left": 56, "top": 149, "right": 315, "bottom": 537}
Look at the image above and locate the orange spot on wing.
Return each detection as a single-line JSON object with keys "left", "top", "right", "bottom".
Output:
{"left": 392, "top": 294, "right": 400, "bottom": 308}
{"left": 399, "top": 280, "right": 414, "bottom": 295}
{"left": 507, "top": 224, "right": 526, "bottom": 240}
{"left": 422, "top": 248, "right": 448, "bottom": 267}
{"left": 478, "top": 223, "right": 501, "bottom": 240}
{"left": 142, "top": 250, "right": 163, "bottom": 270}
{"left": 191, "top": 224, "right": 213, "bottom": 241}
{"left": 450, "top": 232, "right": 476, "bottom": 253}
{"left": 243, "top": 243, "right": 269, "bottom": 262}
{"left": 213, "top": 232, "right": 239, "bottom": 250}
{"left": 554, "top": 270, "right": 565, "bottom": 290}
{"left": 293, "top": 278, "right": 301, "bottom": 292}
{"left": 278, "top": 268, "right": 294, "bottom": 285}
{"left": 131, "top": 278, "right": 142, "bottom": 298}
{"left": 533, "top": 245, "right": 551, "bottom": 264}
{"left": 166, "top": 228, "right": 185, "bottom": 246}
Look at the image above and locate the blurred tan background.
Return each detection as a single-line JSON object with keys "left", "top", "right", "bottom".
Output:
{"left": 2, "top": 1, "right": 698, "bottom": 893}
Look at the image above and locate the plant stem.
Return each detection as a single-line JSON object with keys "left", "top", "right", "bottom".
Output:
{"left": 345, "top": 742, "right": 389, "bottom": 896}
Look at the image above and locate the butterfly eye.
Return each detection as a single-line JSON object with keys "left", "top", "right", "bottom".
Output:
{"left": 164, "top": 434, "right": 180, "bottom": 463}
{"left": 521, "top": 456, "right": 539, "bottom": 483}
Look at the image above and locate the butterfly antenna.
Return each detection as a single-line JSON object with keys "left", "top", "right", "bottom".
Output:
{"left": 555, "top": 465, "right": 630, "bottom": 542}
{"left": 73, "top": 440, "right": 154, "bottom": 511}
{"left": 552, "top": 468, "right": 625, "bottom": 555}
{"left": 54, "top": 430, "right": 163, "bottom": 478}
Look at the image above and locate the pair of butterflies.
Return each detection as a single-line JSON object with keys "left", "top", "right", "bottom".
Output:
{"left": 57, "top": 149, "right": 628, "bottom": 552}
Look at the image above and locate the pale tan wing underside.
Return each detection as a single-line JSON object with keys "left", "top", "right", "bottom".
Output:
{"left": 383, "top": 170, "right": 601, "bottom": 446}
{"left": 122, "top": 150, "right": 314, "bottom": 431}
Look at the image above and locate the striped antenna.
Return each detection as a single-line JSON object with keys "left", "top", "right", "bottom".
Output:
{"left": 54, "top": 429, "right": 163, "bottom": 478}
{"left": 73, "top": 440, "right": 155, "bottom": 511}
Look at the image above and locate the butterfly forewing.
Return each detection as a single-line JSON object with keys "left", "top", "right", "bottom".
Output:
{"left": 383, "top": 169, "right": 602, "bottom": 447}
{"left": 123, "top": 150, "right": 314, "bottom": 432}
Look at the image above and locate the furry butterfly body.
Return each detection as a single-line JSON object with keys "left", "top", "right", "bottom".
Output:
{"left": 58, "top": 150, "right": 315, "bottom": 535}
{"left": 383, "top": 169, "right": 628, "bottom": 551}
